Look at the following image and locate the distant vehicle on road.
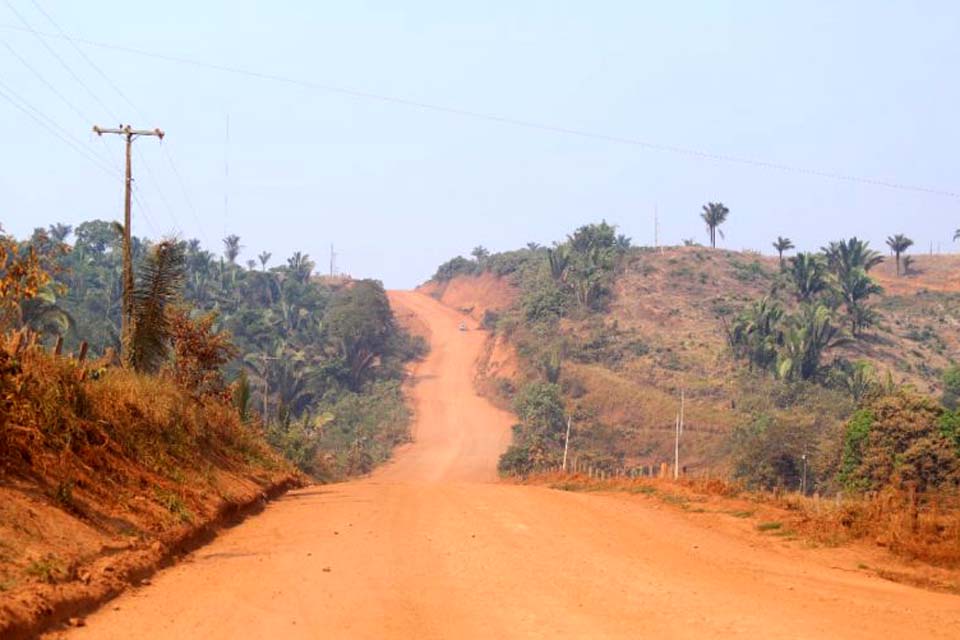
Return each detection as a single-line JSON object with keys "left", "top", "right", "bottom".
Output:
{"left": 459, "top": 322, "right": 467, "bottom": 331}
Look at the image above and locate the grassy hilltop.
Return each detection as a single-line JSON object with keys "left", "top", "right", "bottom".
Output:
{"left": 425, "top": 224, "right": 960, "bottom": 496}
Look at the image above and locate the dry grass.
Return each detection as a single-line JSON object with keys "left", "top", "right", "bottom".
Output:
{"left": 526, "top": 471, "right": 960, "bottom": 568}
{"left": 783, "top": 490, "right": 960, "bottom": 567}
{"left": 0, "top": 334, "right": 292, "bottom": 595}
{"left": 1, "top": 340, "right": 277, "bottom": 478}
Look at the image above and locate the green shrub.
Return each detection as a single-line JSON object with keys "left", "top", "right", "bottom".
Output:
{"left": 432, "top": 256, "right": 477, "bottom": 281}
{"left": 942, "top": 364, "right": 960, "bottom": 410}
{"left": 840, "top": 391, "right": 960, "bottom": 492}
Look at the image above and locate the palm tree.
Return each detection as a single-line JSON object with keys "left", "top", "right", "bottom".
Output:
{"left": 223, "top": 234, "right": 243, "bottom": 264}
{"left": 773, "top": 236, "right": 795, "bottom": 266}
{"left": 286, "top": 251, "right": 315, "bottom": 283}
{"left": 776, "top": 304, "right": 846, "bottom": 381}
{"left": 700, "top": 202, "right": 729, "bottom": 248}
{"left": 821, "top": 237, "right": 883, "bottom": 277}
{"left": 258, "top": 251, "right": 272, "bottom": 271}
{"left": 840, "top": 269, "right": 883, "bottom": 335}
{"left": 48, "top": 223, "right": 72, "bottom": 244}
{"left": 130, "top": 240, "right": 185, "bottom": 372}
{"left": 729, "top": 297, "right": 784, "bottom": 372}
{"left": 547, "top": 246, "right": 569, "bottom": 281}
{"left": 787, "top": 253, "right": 831, "bottom": 302}
{"left": 886, "top": 234, "right": 914, "bottom": 276}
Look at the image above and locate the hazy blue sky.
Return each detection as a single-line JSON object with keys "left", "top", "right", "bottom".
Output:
{"left": 1, "top": 1, "right": 958, "bottom": 287}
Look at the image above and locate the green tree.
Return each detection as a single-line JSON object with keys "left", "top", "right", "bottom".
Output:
{"left": 223, "top": 234, "right": 243, "bottom": 264}
{"left": 822, "top": 238, "right": 883, "bottom": 335}
{"left": 942, "top": 364, "right": 960, "bottom": 410}
{"left": 821, "top": 237, "right": 883, "bottom": 278}
{"left": 838, "top": 268, "right": 883, "bottom": 335}
{"left": 324, "top": 280, "right": 394, "bottom": 390}
{"left": 258, "top": 251, "right": 272, "bottom": 271}
{"left": 773, "top": 236, "right": 794, "bottom": 266}
{"left": 700, "top": 202, "right": 729, "bottom": 248}
{"left": 885, "top": 234, "right": 914, "bottom": 276}
{"left": 286, "top": 251, "right": 315, "bottom": 284}
{"left": 729, "top": 297, "right": 784, "bottom": 372}
{"left": 471, "top": 246, "right": 490, "bottom": 264}
{"left": 840, "top": 391, "right": 960, "bottom": 492}
{"left": 48, "top": 223, "right": 72, "bottom": 244}
{"left": 130, "top": 240, "right": 186, "bottom": 373}
{"left": 787, "top": 253, "right": 832, "bottom": 302}
{"left": 776, "top": 304, "right": 846, "bottom": 381}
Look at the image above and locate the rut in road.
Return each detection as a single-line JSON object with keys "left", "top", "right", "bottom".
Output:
{"left": 61, "top": 291, "right": 960, "bottom": 640}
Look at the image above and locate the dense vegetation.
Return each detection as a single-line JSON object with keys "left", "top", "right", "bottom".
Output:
{"left": 431, "top": 216, "right": 960, "bottom": 499}
{"left": 9, "top": 221, "right": 424, "bottom": 478}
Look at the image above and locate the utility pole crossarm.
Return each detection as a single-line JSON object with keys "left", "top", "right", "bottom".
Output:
{"left": 93, "top": 125, "right": 164, "bottom": 139}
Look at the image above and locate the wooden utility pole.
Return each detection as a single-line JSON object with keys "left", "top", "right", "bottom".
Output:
{"left": 93, "top": 124, "right": 164, "bottom": 367}
{"left": 674, "top": 388, "right": 684, "bottom": 479}
{"left": 562, "top": 416, "right": 572, "bottom": 472}
{"left": 259, "top": 353, "right": 281, "bottom": 424}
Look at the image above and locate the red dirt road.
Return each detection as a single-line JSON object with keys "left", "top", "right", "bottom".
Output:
{"left": 60, "top": 291, "right": 959, "bottom": 639}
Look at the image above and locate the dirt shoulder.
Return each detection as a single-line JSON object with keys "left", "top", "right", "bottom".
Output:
{"left": 1, "top": 469, "right": 302, "bottom": 639}
{"left": 530, "top": 473, "right": 960, "bottom": 594}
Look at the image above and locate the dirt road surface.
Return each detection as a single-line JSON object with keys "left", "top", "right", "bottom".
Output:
{"left": 60, "top": 291, "right": 959, "bottom": 639}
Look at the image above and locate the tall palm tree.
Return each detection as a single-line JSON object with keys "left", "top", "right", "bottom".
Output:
{"left": 223, "top": 234, "right": 243, "bottom": 264}
{"left": 822, "top": 237, "right": 883, "bottom": 280}
{"left": 286, "top": 251, "right": 315, "bottom": 283}
{"left": 700, "top": 202, "right": 729, "bottom": 248}
{"left": 258, "top": 251, "right": 272, "bottom": 271}
{"left": 773, "top": 236, "right": 795, "bottom": 266}
{"left": 48, "top": 223, "right": 72, "bottom": 244}
{"left": 885, "top": 234, "right": 914, "bottom": 276}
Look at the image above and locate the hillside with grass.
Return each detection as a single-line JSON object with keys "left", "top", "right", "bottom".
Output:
{"left": 425, "top": 224, "right": 960, "bottom": 496}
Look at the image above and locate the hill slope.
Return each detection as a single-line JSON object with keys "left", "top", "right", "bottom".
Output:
{"left": 424, "top": 244, "right": 960, "bottom": 485}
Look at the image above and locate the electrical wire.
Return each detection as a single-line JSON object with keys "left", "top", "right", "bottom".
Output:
{"left": 23, "top": 0, "right": 210, "bottom": 245}
{"left": 0, "top": 21, "right": 955, "bottom": 200}
{"left": 2, "top": 1, "right": 119, "bottom": 121}
{"left": 134, "top": 144, "right": 180, "bottom": 229}
{"left": 1, "top": 39, "right": 116, "bottom": 167}
{"left": 0, "top": 75, "right": 118, "bottom": 177}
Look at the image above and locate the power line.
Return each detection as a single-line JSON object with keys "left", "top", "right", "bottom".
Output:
{"left": 2, "top": 1, "right": 118, "bottom": 120}
{"left": 10, "top": 0, "right": 192, "bottom": 242}
{"left": 135, "top": 144, "right": 180, "bottom": 230}
{"left": 23, "top": 0, "right": 208, "bottom": 246}
{"left": 131, "top": 184, "right": 159, "bottom": 237}
{"left": 0, "top": 75, "right": 118, "bottom": 176}
{"left": 1, "top": 39, "right": 115, "bottom": 168}
{"left": 0, "top": 21, "right": 956, "bottom": 200}
{"left": 26, "top": 0, "right": 140, "bottom": 117}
